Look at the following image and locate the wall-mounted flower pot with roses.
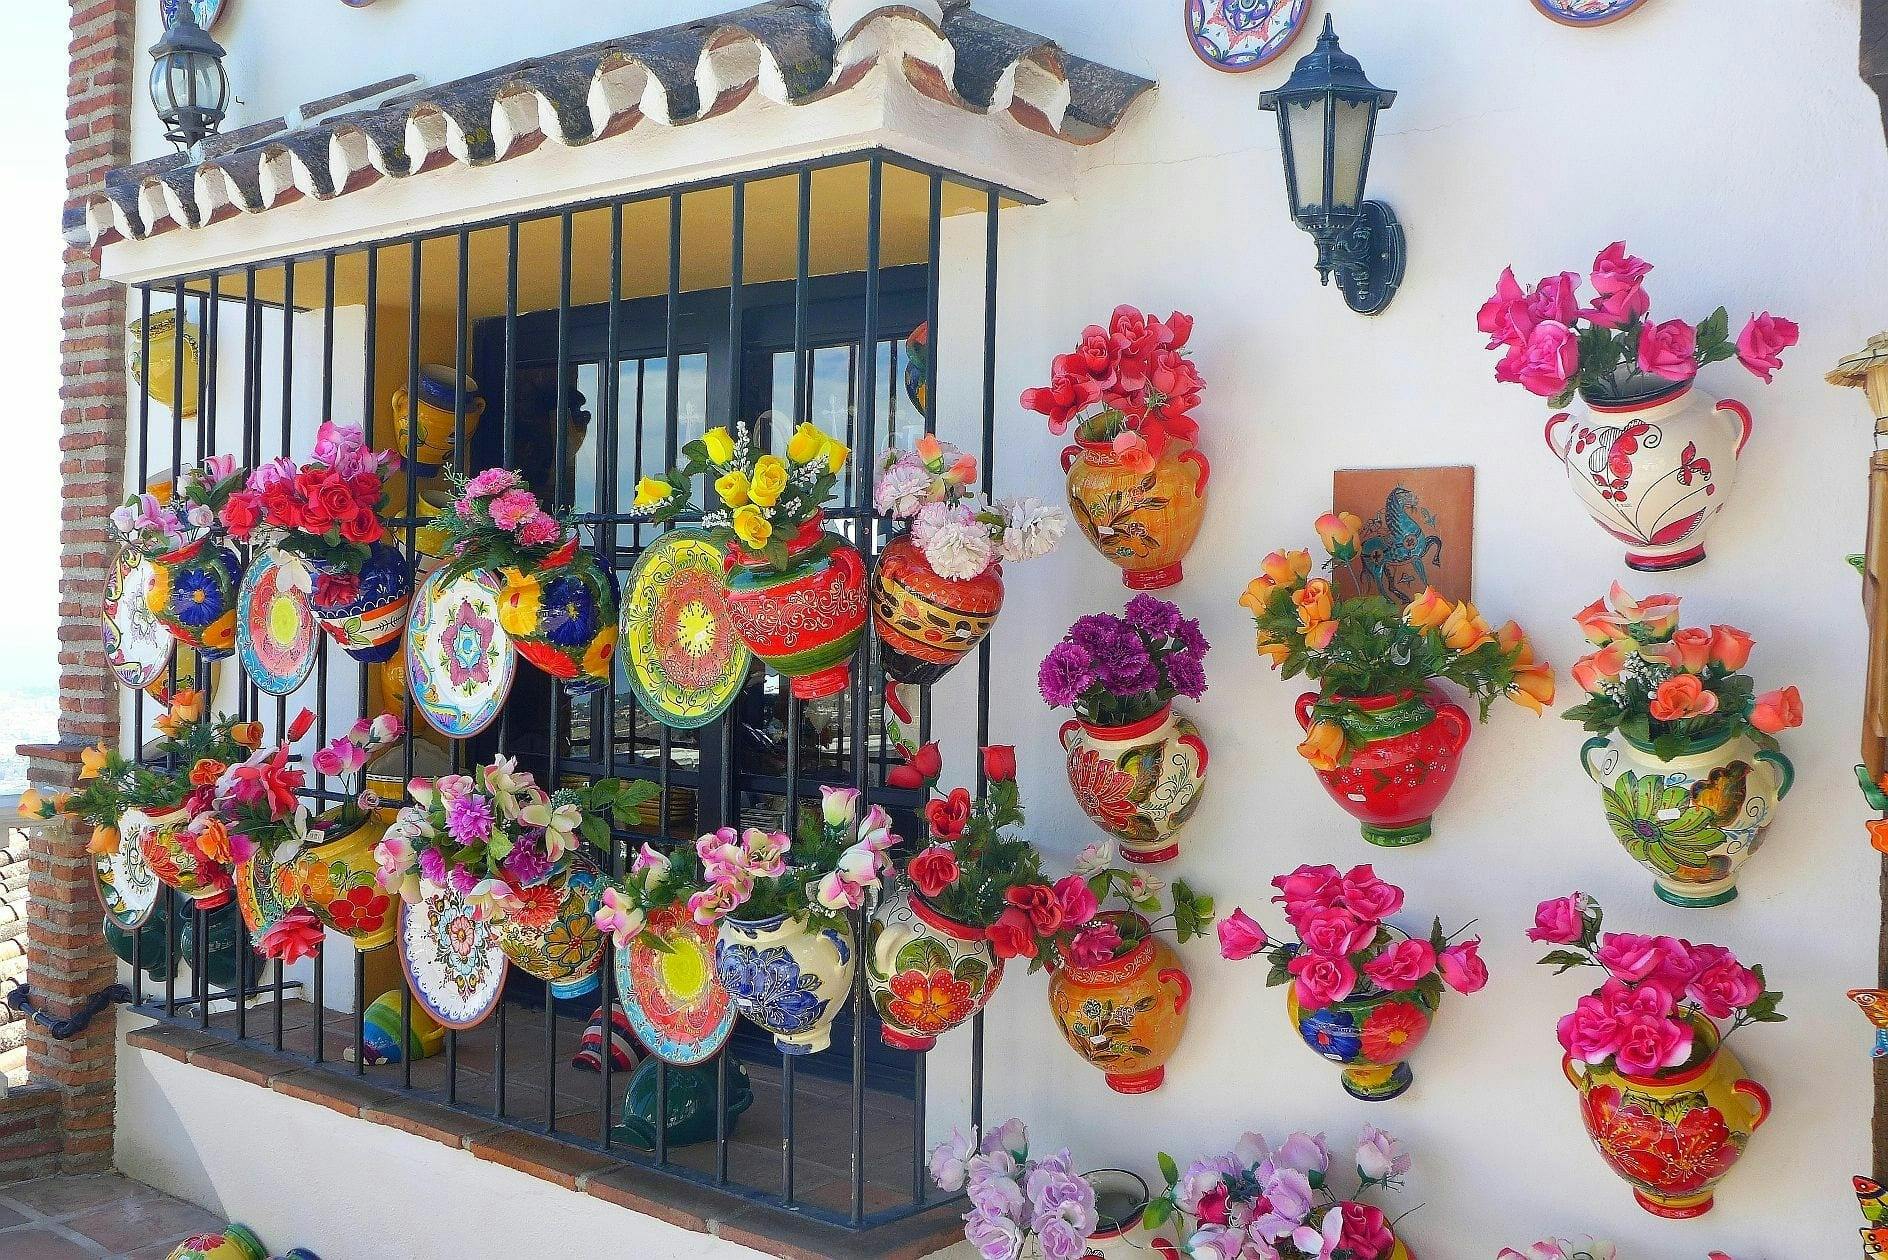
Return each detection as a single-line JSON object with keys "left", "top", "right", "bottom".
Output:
{"left": 111, "top": 454, "right": 247, "bottom": 661}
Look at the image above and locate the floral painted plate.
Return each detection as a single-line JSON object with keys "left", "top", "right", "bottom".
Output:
{"left": 1531, "top": 0, "right": 1651, "bottom": 25}
{"left": 236, "top": 550, "right": 317, "bottom": 696}
{"left": 398, "top": 884, "right": 510, "bottom": 1031}
{"left": 406, "top": 565, "right": 516, "bottom": 739}
{"left": 103, "top": 545, "right": 172, "bottom": 689}
{"left": 94, "top": 819, "right": 162, "bottom": 932}
{"left": 621, "top": 530, "right": 750, "bottom": 730}
{"left": 1185, "top": 0, "right": 1312, "bottom": 73}
{"left": 617, "top": 905, "right": 736, "bottom": 1066}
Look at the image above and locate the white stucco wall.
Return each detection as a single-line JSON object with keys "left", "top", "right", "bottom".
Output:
{"left": 110, "top": 1, "right": 1886, "bottom": 1257}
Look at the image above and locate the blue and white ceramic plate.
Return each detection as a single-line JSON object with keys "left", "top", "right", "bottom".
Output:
{"left": 398, "top": 886, "right": 509, "bottom": 1032}
{"left": 1531, "top": 0, "right": 1651, "bottom": 26}
{"left": 159, "top": 0, "right": 228, "bottom": 31}
{"left": 406, "top": 565, "right": 516, "bottom": 739}
{"left": 236, "top": 551, "right": 317, "bottom": 696}
{"left": 1185, "top": 0, "right": 1311, "bottom": 73}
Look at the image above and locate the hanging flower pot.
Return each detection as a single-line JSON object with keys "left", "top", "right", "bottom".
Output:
{"left": 392, "top": 364, "right": 486, "bottom": 478}
{"left": 866, "top": 881, "right": 1002, "bottom": 1052}
{"left": 871, "top": 532, "right": 1004, "bottom": 687}
{"left": 1059, "top": 705, "right": 1208, "bottom": 865}
{"left": 305, "top": 541, "right": 412, "bottom": 664}
{"left": 1045, "top": 912, "right": 1190, "bottom": 1094}
{"left": 290, "top": 806, "right": 399, "bottom": 951}
{"left": 493, "top": 857, "right": 606, "bottom": 1000}
{"left": 233, "top": 846, "right": 302, "bottom": 941}
{"left": 144, "top": 536, "right": 241, "bottom": 660}
{"left": 722, "top": 512, "right": 867, "bottom": 701}
{"left": 498, "top": 539, "right": 620, "bottom": 697}
{"left": 1286, "top": 976, "right": 1437, "bottom": 1103}
{"left": 1062, "top": 438, "right": 1210, "bottom": 590}
{"left": 134, "top": 805, "right": 233, "bottom": 910}
{"left": 714, "top": 911, "right": 856, "bottom": 1055}
{"left": 1294, "top": 689, "right": 1473, "bottom": 848}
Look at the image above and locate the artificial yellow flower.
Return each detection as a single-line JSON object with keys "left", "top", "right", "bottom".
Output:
{"left": 715, "top": 470, "right": 751, "bottom": 508}
{"left": 1403, "top": 586, "right": 1454, "bottom": 631}
{"left": 88, "top": 824, "right": 119, "bottom": 856}
{"left": 230, "top": 722, "right": 264, "bottom": 750}
{"left": 497, "top": 567, "right": 543, "bottom": 637}
{"left": 1258, "top": 549, "right": 1312, "bottom": 590}
{"left": 633, "top": 477, "right": 674, "bottom": 510}
{"left": 1507, "top": 662, "right": 1557, "bottom": 714}
{"left": 1238, "top": 578, "right": 1277, "bottom": 618}
{"left": 786, "top": 423, "right": 826, "bottom": 465}
{"left": 1440, "top": 601, "right": 1495, "bottom": 653}
{"left": 17, "top": 789, "right": 43, "bottom": 818}
{"left": 702, "top": 427, "right": 737, "bottom": 465}
{"left": 825, "top": 440, "right": 850, "bottom": 475}
{"left": 748, "top": 456, "right": 788, "bottom": 508}
{"left": 1292, "top": 578, "right": 1334, "bottom": 631}
{"left": 732, "top": 505, "right": 773, "bottom": 551}
{"left": 1314, "top": 511, "right": 1363, "bottom": 559}
{"left": 78, "top": 742, "right": 110, "bottom": 782}
{"left": 1296, "top": 721, "right": 1347, "bottom": 772}
{"left": 1254, "top": 633, "right": 1290, "bottom": 667}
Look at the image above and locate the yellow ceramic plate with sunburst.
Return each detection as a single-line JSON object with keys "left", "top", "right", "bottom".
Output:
{"left": 621, "top": 529, "right": 750, "bottom": 729}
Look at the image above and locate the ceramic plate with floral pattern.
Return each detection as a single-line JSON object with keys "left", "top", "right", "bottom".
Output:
{"left": 406, "top": 565, "right": 516, "bottom": 739}
{"left": 1531, "top": 0, "right": 1650, "bottom": 26}
{"left": 617, "top": 905, "right": 736, "bottom": 1066}
{"left": 397, "top": 884, "right": 509, "bottom": 1031}
{"left": 1185, "top": 0, "right": 1312, "bottom": 72}
{"left": 621, "top": 530, "right": 751, "bottom": 730}
{"left": 103, "top": 545, "right": 172, "bottom": 689}
{"left": 158, "top": 0, "right": 227, "bottom": 31}
{"left": 94, "top": 824, "right": 161, "bottom": 932}
{"left": 236, "top": 550, "right": 318, "bottom": 696}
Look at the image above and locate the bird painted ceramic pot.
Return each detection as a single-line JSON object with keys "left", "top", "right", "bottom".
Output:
{"left": 1062, "top": 439, "right": 1210, "bottom": 590}
{"left": 866, "top": 882, "right": 1002, "bottom": 1052}
{"left": 392, "top": 364, "right": 486, "bottom": 478}
{"left": 1081, "top": 1169, "right": 1181, "bottom": 1260}
{"left": 493, "top": 858, "right": 605, "bottom": 999}
{"left": 145, "top": 536, "right": 241, "bottom": 660}
{"left": 1047, "top": 913, "right": 1190, "bottom": 1094}
{"left": 497, "top": 540, "right": 619, "bottom": 697}
{"left": 1544, "top": 383, "right": 1752, "bottom": 573}
{"left": 133, "top": 805, "right": 234, "bottom": 910}
{"left": 870, "top": 533, "right": 1003, "bottom": 686}
{"left": 1580, "top": 727, "right": 1793, "bottom": 909}
{"left": 165, "top": 1224, "right": 266, "bottom": 1260}
{"left": 714, "top": 911, "right": 855, "bottom": 1055}
{"left": 1563, "top": 1015, "right": 1770, "bottom": 1219}
{"left": 1295, "top": 689, "right": 1472, "bottom": 848}
{"left": 1286, "top": 972, "right": 1438, "bottom": 1103}
{"left": 305, "top": 541, "right": 412, "bottom": 664}
{"left": 723, "top": 512, "right": 868, "bottom": 701}
{"left": 1059, "top": 705, "right": 1208, "bottom": 864}
{"left": 614, "top": 1056, "right": 754, "bottom": 1151}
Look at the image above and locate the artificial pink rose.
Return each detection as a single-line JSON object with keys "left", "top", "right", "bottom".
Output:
{"left": 1687, "top": 956, "right": 1762, "bottom": 1020}
{"left": 1338, "top": 864, "right": 1404, "bottom": 923}
{"left": 1735, "top": 312, "right": 1798, "bottom": 383}
{"left": 1217, "top": 908, "right": 1270, "bottom": 961}
{"left": 1583, "top": 283, "right": 1650, "bottom": 330}
{"left": 1066, "top": 921, "right": 1124, "bottom": 968}
{"left": 1516, "top": 321, "right": 1580, "bottom": 397}
{"left": 1556, "top": 991, "right": 1626, "bottom": 1065}
{"left": 1272, "top": 864, "right": 1345, "bottom": 921}
{"left": 1051, "top": 874, "right": 1099, "bottom": 928}
{"left": 1362, "top": 939, "right": 1437, "bottom": 993}
{"left": 1337, "top": 1202, "right": 1396, "bottom": 1260}
{"left": 1527, "top": 894, "right": 1588, "bottom": 945}
{"left": 1477, "top": 267, "right": 1532, "bottom": 349}
{"left": 489, "top": 488, "right": 538, "bottom": 531}
{"left": 1591, "top": 241, "right": 1653, "bottom": 294}
{"left": 1298, "top": 906, "right": 1377, "bottom": 960}
{"left": 1749, "top": 685, "right": 1804, "bottom": 734}
{"left": 1598, "top": 975, "right": 1675, "bottom": 1022}
{"left": 1289, "top": 950, "right": 1358, "bottom": 1009}
{"left": 1526, "top": 271, "right": 1583, "bottom": 327}
{"left": 1637, "top": 318, "right": 1698, "bottom": 382}
{"left": 1595, "top": 932, "right": 1675, "bottom": 985}
{"left": 1613, "top": 1011, "right": 1695, "bottom": 1077}
{"left": 1708, "top": 624, "right": 1755, "bottom": 671}
{"left": 1439, "top": 939, "right": 1489, "bottom": 995}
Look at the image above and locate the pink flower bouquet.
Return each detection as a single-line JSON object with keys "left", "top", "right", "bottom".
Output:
{"left": 874, "top": 435, "right": 1064, "bottom": 581}
{"left": 430, "top": 466, "right": 577, "bottom": 580}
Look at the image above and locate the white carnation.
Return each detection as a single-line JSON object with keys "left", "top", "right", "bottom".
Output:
{"left": 921, "top": 518, "right": 995, "bottom": 580}
{"left": 874, "top": 456, "right": 933, "bottom": 518}
{"left": 996, "top": 496, "right": 1066, "bottom": 563}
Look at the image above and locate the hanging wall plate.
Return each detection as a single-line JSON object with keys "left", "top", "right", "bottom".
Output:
{"left": 621, "top": 530, "right": 751, "bottom": 730}
{"left": 406, "top": 565, "right": 517, "bottom": 739}
{"left": 236, "top": 550, "right": 318, "bottom": 696}
{"left": 1531, "top": 0, "right": 1651, "bottom": 26}
{"left": 398, "top": 885, "right": 510, "bottom": 1031}
{"left": 1185, "top": 0, "right": 1312, "bottom": 73}
{"left": 617, "top": 906, "right": 736, "bottom": 1067}
{"left": 159, "top": 0, "right": 228, "bottom": 32}
{"left": 104, "top": 545, "right": 173, "bottom": 690}
{"left": 94, "top": 828, "right": 161, "bottom": 933}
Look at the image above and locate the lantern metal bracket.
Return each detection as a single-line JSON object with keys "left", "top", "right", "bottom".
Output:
{"left": 1316, "top": 199, "right": 1405, "bottom": 316}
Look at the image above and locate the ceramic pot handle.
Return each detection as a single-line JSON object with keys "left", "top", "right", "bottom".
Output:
{"left": 1060, "top": 445, "right": 1081, "bottom": 474}
{"left": 830, "top": 541, "right": 866, "bottom": 589}
{"left": 1734, "top": 1078, "right": 1772, "bottom": 1130}
{"left": 1180, "top": 448, "right": 1211, "bottom": 496}
{"left": 1294, "top": 692, "right": 1319, "bottom": 732}
{"left": 1544, "top": 412, "right": 1574, "bottom": 463}
{"left": 1178, "top": 728, "right": 1209, "bottom": 775}
{"left": 1560, "top": 1054, "right": 1587, "bottom": 1090}
{"left": 1579, "top": 736, "right": 1611, "bottom": 784}
{"left": 1159, "top": 967, "right": 1192, "bottom": 1014}
{"left": 1058, "top": 719, "right": 1081, "bottom": 751}
{"left": 1716, "top": 398, "right": 1754, "bottom": 456}
{"left": 1152, "top": 1243, "right": 1181, "bottom": 1260}
{"left": 1432, "top": 702, "right": 1472, "bottom": 754}
{"left": 1756, "top": 748, "right": 1795, "bottom": 800}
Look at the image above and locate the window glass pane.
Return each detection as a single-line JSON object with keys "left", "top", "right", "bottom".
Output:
{"left": 572, "top": 361, "right": 601, "bottom": 514}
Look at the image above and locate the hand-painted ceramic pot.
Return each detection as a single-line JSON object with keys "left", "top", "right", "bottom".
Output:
{"left": 233, "top": 846, "right": 303, "bottom": 941}
{"left": 1047, "top": 913, "right": 1190, "bottom": 1094}
{"left": 497, "top": 540, "right": 620, "bottom": 697}
{"left": 1059, "top": 705, "right": 1208, "bottom": 864}
{"left": 1294, "top": 689, "right": 1472, "bottom": 848}
{"left": 133, "top": 805, "right": 233, "bottom": 910}
{"left": 145, "top": 536, "right": 241, "bottom": 660}
{"left": 723, "top": 512, "right": 868, "bottom": 701}
{"left": 866, "top": 882, "right": 1002, "bottom": 1052}
{"left": 129, "top": 307, "right": 200, "bottom": 420}
{"left": 290, "top": 810, "right": 399, "bottom": 951}
{"left": 411, "top": 489, "right": 456, "bottom": 578}
{"left": 347, "top": 989, "right": 447, "bottom": 1065}
{"left": 1563, "top": 1015, "right": 1770, "bottom": 1219}
{"left": 392, "top": 364, "right": 486, "bottom": 477}
{"left": 166, "top": 1224, "right": 266, "bottom": 1260}
{"left": 714, "top": 911, "right": 855, "bottom": 1055}
{"left": 1080, "top": 1169, "right": 1180, "bottom": 1259}
{"left": 1580, "top": 727, "right": 1793, "bottom": 909}
{"left": 1062, "top": 438, "right": 1210, "bottom": 590}
{"left": 1544, "top": 382, "right": 1752, "bottom": 572}
{"left": 305, "top": 541, "right": 412, "bottom": 663}
{"left": 1286, "top": 969, "right": 1437, "bottom": 1103}
{"left": 870, "top": 533, "right": 1003, "bottom": 686}
{"left": 613, "top": 1056, "right": 754, "bottom": 1151}
{"left": 493, "top": 858, "right": 605, "bottom": 999}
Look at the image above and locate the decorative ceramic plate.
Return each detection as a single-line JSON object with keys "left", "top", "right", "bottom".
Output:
{"left": 103, "top": 545, "right": 172, "bottom": 690}
{"left": 618, "top": 905, "right": 735, "bottom": 1066}
{"left": 1531, "top": 0, "right": 1650, "bottom": 25}
{"left": 398, "top": 885, "right": 510, "bottom": 1031}
{"left": 621, "top": 530, "right": 750, "bottom": 730}
{"left": 94, "top": 825, "right": 161, "bottom": 932}
{"left": 159, "top": 0, "right": 227, "bottom": 31}
{"left": 236, "top": 551, "right": 318, "bottom": 696}
{"left": 1186, "top": 0, "right": 1312, "bottom": 72}
{"left": 407, "top": 565, "right": 517, "bottom": 739}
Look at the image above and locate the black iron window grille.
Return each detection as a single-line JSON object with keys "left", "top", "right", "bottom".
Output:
{"left": 121, "top": 151, "right": 1025, "bottom": 1232}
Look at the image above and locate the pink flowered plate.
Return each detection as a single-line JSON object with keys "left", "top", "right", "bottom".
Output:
{"left": 406, "top": 565, "right": 516, "bottom": 739}
{"left": 1185, "top": 0, "right": 1311, "bottom": 73}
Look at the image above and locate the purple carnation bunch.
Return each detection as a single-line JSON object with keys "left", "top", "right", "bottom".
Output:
{"left": 929, "top": 1120, "right": 1098, "bottom": 1260}
{"left": 1037, "top": 596, "right": 1209, "bottom": 726}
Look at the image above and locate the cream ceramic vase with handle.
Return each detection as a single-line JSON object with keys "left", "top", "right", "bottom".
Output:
{"left": 1543, "top": 382, "right": 1752, "bottom": 572}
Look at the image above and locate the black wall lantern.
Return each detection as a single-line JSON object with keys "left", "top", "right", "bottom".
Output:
{"left": 1259, "top": 17, "right": 1405, "bottom": 315}
{"left": 149, "top": 4, "right": 230, "bottom": 151}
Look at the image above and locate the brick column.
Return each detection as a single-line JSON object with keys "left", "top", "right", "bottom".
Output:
{"left": 10, "top": 0, "right": 138, "bottom": 1180}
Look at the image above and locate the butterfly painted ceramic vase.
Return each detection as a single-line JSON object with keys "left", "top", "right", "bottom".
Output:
{"left": 722, "top": 512, "right": 868, "bottom": 701}
{"left": 145, "top": 536, "right": 241, "bottom": 660}
{"left": 1580, "top": 726, "right": 1793, "bottom": 908}
{"left": 133, "top": 805, "right": 233, "bottom": 909}
{"left": 714, "top": 912, "right": 855, "bottom": 1055}
{"left": 1544, "top": 383, "right": 1752, "bottom": 572}
{"left": 1563, "top": 1015, "right": 1770, "bottom": 1219}
{"left": 866, "top": 882, "right": 1002, "bottom": 1052}
{"left": 1295, "top": 689, "right": 1473, "bottom": 848}
{"left": 1058, "top": 704, "right": 1208, "bottom": 864}
{"left": 1062, "top": 439, "right": 1209, "bottom": 590}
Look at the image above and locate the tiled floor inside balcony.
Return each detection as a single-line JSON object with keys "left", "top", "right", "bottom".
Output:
{"left": 0, "top": 1173, "right": 230, "bottom": 1259}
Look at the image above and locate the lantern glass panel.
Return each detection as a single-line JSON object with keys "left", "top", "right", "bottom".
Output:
{"left": 1286, "top": 95, "right": 1329, "bottom": 218}
{"left": 193, "top": 58, "right": 227, "bottom": 113}
{"left": 1330, "top": 97, "right": 1375, "bottom": 214}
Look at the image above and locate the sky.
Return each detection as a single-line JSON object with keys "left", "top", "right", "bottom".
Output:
{"left": 0, "top": 7, "right": 72, "bottom": 694}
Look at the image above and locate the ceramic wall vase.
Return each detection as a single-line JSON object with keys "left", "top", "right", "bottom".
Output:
{"left": 1580, "top": 728, "right": 1793, "bottom": 908}
{"left": 866, "top": 882, "right": 1002, "bottom": 1052}
{"left": 305, "top": 541, "right": 412, "bottom": 664}
{"left": 1059, "top": 705, "right": 1208, "bottom": 864}
{"left": 289, "top": 809, "right": 398, "bottom": 951}
{"left": 1294, "top": 689, "right": 1472, "bottom": 848}
{"left": 129, "top": 307, "right": 201, "bottom": 419}
{"left": 1544, "top": 383, "right": 1752, "bottom": 572}
{"left": 1563, "top": 1016, "right": 1770, "bottom": 1219}
{"left": 497, "top": 541, "right": 620, "bottom": 697}
{"left": 722, "top": 512, "right": 868, "bottom": 701}
{"left": 493, "top": 858, "right": 605, "bottom": 1000}
{"left": 1286, "top": 972, "right": 1437, "bottom": 1103}
{"left": 133, "top": 805, "right": 233, "bottom": 909}
{"left": 870, "top": 533, "right": 1004, "bottom": 686}
{"left": 1047, "top": 913, "right": 1190, "bottom": 1094}
{"left": 233, "top": 846, "right": 302, "bottom": 941}
{"left": 145, "top": 536, "right": 241, "bottom": 660}
{"left": 1062, "top": 439, "right": 1210, "bottom": 590}
{"left": 1081, "top": 1169, "right": 1180, "bottom": 1259}
{"left": 392, "top": 364, "right": 486, "bottom": 478}
{"left": 714, "top": 912, "right": 855, "bottom": 1055}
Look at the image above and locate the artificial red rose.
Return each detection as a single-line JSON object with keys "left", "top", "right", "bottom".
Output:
{"left": 220, "top": 491, "right": 262, "bottom": 538}
{"left": 1070, "top": 327, "right": 1118, "bottom": 381}
{"left": 259, "top": 484, "right": 303, "bottom": 529}
{"left": 1338, "top": 1201, "right": 1395, "bottom": 1260}
{"left": 310, "top": 473, "right": 359, "bottom": 532}
{"left": 981, "top": 745, "right": 1016, "bottom": 784}
{"left": 1020, "top": 368, "right": 1105, "bottom": 435}
{"left": 259, "top": 907, "right": 324, "bottom": 964}
{"left": 908, "top": 846, "right": 961, "bottom": 899}
{"left": 924, "top": 787, "right": 971, "bottom": 840}
{"left": 887, "top": 741, "right": 943, "bottom": 791}
{"left": 986, "top": 907, "right": 1035, "bottom": 961}
{"left": 338, "top": 508, "right": 383, "bottom": 545}
{"left": 311, "top": 571, "right": 362, "bottom": 613}
{"left": 1004, "top": 883, "right": 1062, "bottom": 936}
{"left": 1196, "top": 1184, "right": 1230, "bottom": 1226}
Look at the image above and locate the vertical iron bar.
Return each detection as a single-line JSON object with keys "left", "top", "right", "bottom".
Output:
{"left": 599, "top": 203, "right": 623, "bottom": 1148}
{"left": 402, "top": 239, "right": 423, "bottom": 1094}
{"left": 970, "top": 189, "right": 1001, "bottom": 1143}
{"left": 496, "top": 221, "right": 518, "bottom": 1119}
{"left": 653, "top": 188, "right": 682, "bottom": 1173}
{"left": 715, "top": 181, "right": 746, "bottom": 1189}
{"left": 131, "top": 283, "right": 150, "bottom": 1003}
{"left": 545, "top": 210, "right": 574, "bottom": 1134}
{"left": 354, "top": 244, "right": 379, "bottom": 1075}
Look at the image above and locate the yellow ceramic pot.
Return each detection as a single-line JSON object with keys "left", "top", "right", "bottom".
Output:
{"left": 129, "top": 308, "right": 200, "bottom": 419}
{"left": 412, "top": 488, "right": 457, "bottom": 577}
{"left": 1061, "top": 438, "right": 1209, "bottom": 590}
{"left": 291, "top": 808, "right": 398, "bottom": 951}
{"left": 392, "top": 364, "right": 485, "bottom": 476}
{"left": 132, "top": 805, "right": 233, "bottom": 909}
{"left": 1562, "top": 1016, "right": 1770, "bottom": 1219}
{"left": 1047, "top": 913, "right": 1190, "bottom": 1094}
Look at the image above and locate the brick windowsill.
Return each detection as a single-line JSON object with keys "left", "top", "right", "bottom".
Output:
{"left": 125, "top": 1025, "right": 966, "bottom": 1260}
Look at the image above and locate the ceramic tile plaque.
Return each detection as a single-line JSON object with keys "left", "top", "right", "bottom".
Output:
{"left": 1332, "top": 466, "right": 1475, "bottom": 606}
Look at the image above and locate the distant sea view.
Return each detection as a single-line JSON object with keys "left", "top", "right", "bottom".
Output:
{"left": 0, "top": 688, "right": 58, "bottom": 794}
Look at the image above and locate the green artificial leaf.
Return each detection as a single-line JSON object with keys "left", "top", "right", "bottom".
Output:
{"left": 1142, "top": 1198, "right": 1173, "bottom": 1230}
{"left": 1537, "top": 949, "right": 1591, "bottom": 975}
{"left": 1156, "top": 1152, "right": 1179, "bottom": 1188}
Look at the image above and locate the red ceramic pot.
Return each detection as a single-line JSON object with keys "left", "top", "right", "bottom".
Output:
{"left": 723, "top": 512, "right": 868, "bottom": 701}
{"left": 870, "top": 534, "right": 1004, "bottom": 686}
{"left": 1294, "top": 689, "right": 1471, "bottom": 848}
